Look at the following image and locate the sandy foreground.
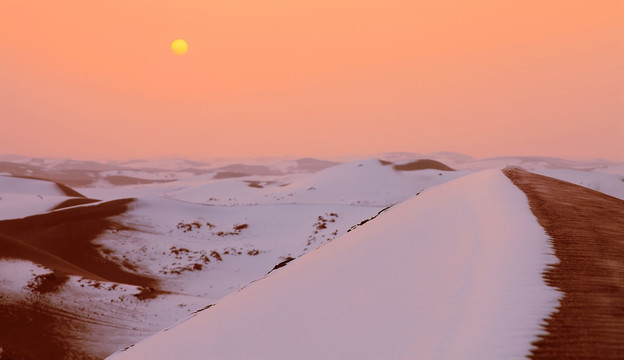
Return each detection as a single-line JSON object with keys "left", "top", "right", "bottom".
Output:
{"left": 504, "top": 167, "right": 624, "bottom": 359}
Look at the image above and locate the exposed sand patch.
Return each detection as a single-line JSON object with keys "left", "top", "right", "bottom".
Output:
{"left": 0, "top": 198, "right": 157, "bottom": 287}
{"left": 213, "top": 171, "right": 249, "bottom": 179}
{"left": 0, "top": 232, "right": 103, "bottom": 280}
{"left": 503, "top": 167, "right": 624, "bottom": 359}
{"left": 104, "top": 175, "right": 176, "bottom": 186}
{"left": 244, "top": 180, "right": 264, "bottom": 188}
{"left": 392, "top": 159, "right": 454, "bottom": 171}
{"left": 0, "top": 268, "right": 207, "bottom": 360}
{"left": 0, "top": 300, "right": 93, "bottom": 360}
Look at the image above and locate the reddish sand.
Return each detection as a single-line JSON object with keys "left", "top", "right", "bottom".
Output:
{"left": 0, "top": 232, "right": 103, "bottom": 280}
{"left": 213, "top": 171, "right": 249, "bottom": 179}
{"left": 0, "top": 198, "right": 163, "bottom": 360}
{"left": 104, "top": 175, "right": 176, "bottom": 186}
{"left": 503, "top": 167, "right": 624, "bottom": 359}
{"left": 0, "top": 198, "right": 156, "bottom": 287}
{"left": 392, "top": 159, "right": 455, "bottom": 171}
{"left": 0, "top": 301, "right": 93, "bottom": 360}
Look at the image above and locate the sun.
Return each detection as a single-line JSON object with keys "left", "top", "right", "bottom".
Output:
{"left": 171, "top": 39, "right": 188, "bottom": 55}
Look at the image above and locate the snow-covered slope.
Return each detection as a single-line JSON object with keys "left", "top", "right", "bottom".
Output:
{"left": 455, "top": 156, "right": 617, "bottom": 172}
{"left": 167, "top": 159, "right": 470, "bottom": 207}
{"left": 109, "top": 171, "right": 561, "bottom": 360}
{"left": 0, "top": 175, "right": 87, "bottom": 219}
{"left": 95, "top": 197, "right": 382, "bottom": 299}
{"left": 533, "top": 169, "right": 624, "bottom": 200}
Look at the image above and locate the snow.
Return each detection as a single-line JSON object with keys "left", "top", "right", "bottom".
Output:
{"left": 112, "top": 158, "right": 211, "bottom": 171}
{"left": 108, "top": 170, "right": 561, "bottom": 360}
{"left": 76, "top": 180, "right": 184, "bottom": 200}
{"left": 100, "top": 170, "right": 197, "bottom": 181}
{"left": 167, "top": 159, "right": 472, "bottom": 207}
{"left": 454, "top": 156, "right": 616, "bottom": 172}
{"left": 77, "top": 158, "right": 470, "bottom": 206}
{"left": 0, "top": 259, "right": 51, "bottom": 293}
{"left": 593, "top": 163, "right": 624, "bottom": 177}
{"left": 0, "top": 175, "right": 75, "bottom": 219}
{"left": 3, "top": 154, "right": 623, "bottom": 359}
{"left": 534, "top": 169, "right": 624, "bottom": 200}
{"left": 88, "top": 160, "right": 473, "bottom": 301}
{"left": 0, "top": 258, "right": 212, "bottom": 358}
{"left": 0, "top": 194, "right": 74, "bottom": 220}
{"left": 95, "top": 196, "right": 382, "bottom": 299}
{"left": 0, "top": 175, "right": 66, "bottom": 196}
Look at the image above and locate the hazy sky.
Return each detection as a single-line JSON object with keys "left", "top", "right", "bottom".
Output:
{"left": 1, "top": 0, "right": 622, "bottom": 160}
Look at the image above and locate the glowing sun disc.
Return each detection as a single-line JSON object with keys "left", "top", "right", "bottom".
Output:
{"left": 171, "top": 39, "right": 188, "bottom": 55}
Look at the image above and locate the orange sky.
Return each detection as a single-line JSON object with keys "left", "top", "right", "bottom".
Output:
{"left": 1, "top": 0, "right": 622, "bottom": 161}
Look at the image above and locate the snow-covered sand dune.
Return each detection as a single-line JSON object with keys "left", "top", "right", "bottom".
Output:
{"left": 0, "top": 175, "right": 90, "bottom": 220}
{"left": 0, "top": 193, "right": 382, "bottom": 358}
{"left": 2, "top": 154, "right": 623, "bottom": 359}
{"left": 166, "top": 159, "right": 470, "bottom": 207}
{"left": 95, "top": 197, "right": 382, "bottom": 299}
{"left": 110, "top": 170, "right": 561, "bottom": 360}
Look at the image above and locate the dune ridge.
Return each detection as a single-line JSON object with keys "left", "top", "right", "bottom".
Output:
{"left": 504, "top": 167, "right": 624, "bottom": 359}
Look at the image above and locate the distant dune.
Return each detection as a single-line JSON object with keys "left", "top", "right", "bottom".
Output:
{"left": 0, "top": 174, "right": 85, "bottom": 198}
{"left": 0, "top": 161, "right": 117, "bottom": 187}
{"left": 391, "top": 159, "right": 455, "bottom": 171}
{"left": 213, "top": 171, "right": 250, "bottom": 179}
{"left": 210, "top": 164, "right": 281, "bottom": 176}
{"left": 8, "top": 174, "right": 87, "bottom": 197}
{"left": 104, "top": 175, "right": 177, "bottom": 186}
{"left": 291, "top": 157, "right": 340, "bottom": 173}
{"left": 0, "top": 175, "right": 98, "bottom": 219}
